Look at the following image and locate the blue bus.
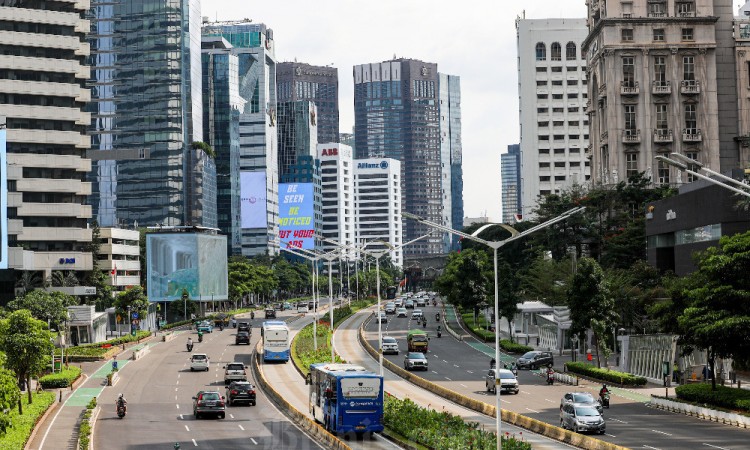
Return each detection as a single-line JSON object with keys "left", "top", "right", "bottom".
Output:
{"left": 262, "top": 321, "right": 290, "bottom": 362}
{"left": 307, "top": 363, "right": 384, "bottom": 435}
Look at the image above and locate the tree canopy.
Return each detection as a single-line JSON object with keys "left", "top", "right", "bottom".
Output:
{"left": 434, "top": 249, "right": 492, "bottom": 310}
{"left": 6, "top": 290, "right": 75, "bottom": 329}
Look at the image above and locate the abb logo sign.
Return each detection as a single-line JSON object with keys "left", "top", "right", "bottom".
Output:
{"left": 321, "top": 148, "right": 338, "bottom": 156}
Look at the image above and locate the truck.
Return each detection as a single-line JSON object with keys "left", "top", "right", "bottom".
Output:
{"left": 407, "top": 329, "right": 429, "bottom": 353}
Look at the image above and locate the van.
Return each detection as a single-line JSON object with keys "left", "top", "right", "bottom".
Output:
{"left": 190, "top": 353, "right": 210, "bottom": 372}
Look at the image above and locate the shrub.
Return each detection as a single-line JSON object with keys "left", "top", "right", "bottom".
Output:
{"left": 499, "top": 339, "right": 534, "bottom": 354}
{"left": 565, "top": 362, "right": 647, "bottom": 386}
{"left": 0, "top": 391, "right": 55, "bottom": 450}
{"left": 39, "top": 366, "right": 82, "bottom": 389}
{"left": 59, "top": 331, "right": 152, "bottom": 359}
{"left": 78, "top": 396, "right": 97, "bottom": 450}
{"left": 675, "top": 383, "right": 750, "bottom": 413}
{"left": 292, "top": 322, "right": 344, "bottom": 376}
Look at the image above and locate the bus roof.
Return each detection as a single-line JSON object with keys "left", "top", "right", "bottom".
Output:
{"left": 262, "top": 320, "right": 287, "bottom": 327}
{"left": 310, "top": 363, "right": 380, "bottom": 376}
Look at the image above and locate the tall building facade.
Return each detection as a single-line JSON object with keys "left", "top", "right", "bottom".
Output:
{"left": 202, "top": 21, "right": 279, "bottom": 257}
{"left": 439, "top": 73, "right": 464, "bottom": 251}
{"left": 317, "top": 143, "right": 355, "bottom": 257}
{"left": 583, "top": 0, "right": 737, "bottom": 186}
{"left": 516, "top": 18, "right": 590, "bottom": 219}
{"left": 86, "top": 0, "right": 209, "bottom": 229}
{"left": 354, "top": 59, "right": 462, "bottom": 256}
{"left": 732, "top": 4, "right": 750, "bottom": 165}
{"left": 202, "top": 36, "right": 242, "bottom": 254}
{"left": 354, "top": 158, "right": 403, "bottom": 267}
{"left": 0, "top": 1, "right": 93, "bottom": 278}
{"left": 277, "top": 62, "right": 339, "bottom": 145}
{"left": 501, "top": 144, "right": 522, "bottom": 223}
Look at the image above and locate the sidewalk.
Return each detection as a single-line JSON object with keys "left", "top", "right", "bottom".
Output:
{"left": 25, "top": 336, "right": 162, "bottom": 450}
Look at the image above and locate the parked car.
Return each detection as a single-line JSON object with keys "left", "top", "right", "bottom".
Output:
{"left": 265, "top": 308, "right": 276, "bottom": 319}
{"left": 404, "top": 352, "right": 428, "bottom": 371}
{"left": 411, "top": 309, "right": 424, "bottom": 321}
{"left": 384, "top": 302, "right": 397, "bottom": 314}
{"left": 190, "top": 353, "right": 210, "bottom": 371}
{"left": 485, "top": 368, "right": 519, "bottom": 394}
{"left": 235, "top": 331, "right": 251, "bottom": 345}
{"left": 377, "top": 311, "right": 388, "bottom": 323}
{"left": 225, "top": 381, "right": 256, "bottom": 406}
{"left": 237, "top": 322, "right": 250, "bottom": 332}
{"left": 381, "top": 336, "right": 399, "bottom": 355}
{"left": 197, "top": 321, "right": 213, "bottom": 333}
{"left": 404, "top": 299, "right": 415, "bottom": 309}
{"left": 192, "top": 390, "right": 226, "bottom": 419}
{"left": 223, "top": 362, "right": 248, "bottom": 384}
{"left": 516, "top": 351, "right": 554, "bottom": 370}
{"left": 560, "top": 392, "right": 603, "bottom": 414}
{"left": 396, "top": 307, "right": 408, "bottom": 318}
{"left": 559, "top": 403, "right": 605, "bottom": 434}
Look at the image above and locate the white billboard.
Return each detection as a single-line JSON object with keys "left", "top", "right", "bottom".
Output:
{"left": 240, "top": 171, "right": 267, "bottom": 228}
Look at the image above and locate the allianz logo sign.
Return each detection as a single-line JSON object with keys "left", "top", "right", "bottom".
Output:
{"left": 357, "top": 161, "right": 389, "bottom": 170}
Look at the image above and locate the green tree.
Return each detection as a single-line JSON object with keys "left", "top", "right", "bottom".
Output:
{"left": 518, "top": 257, "right": 573, "bottom": 306}
{"left": 0, "top": 351, "right": 20, "bottom": 436}
{"left": 114, "top": 286, "right": 149, "bottom": 332}
{"left": 567, "top": 257, "right": 615, "bottom": 368}
{"left": 169, "top": 289, "right": 198, "bottom": 321}
{"left": 0, "top": 310, "right": 54, "bottom": 412}
{"left": 434, "top": 249, "right": 492, "bottom": 311}
{"left": 82, "top": 220, "right": 114, "bottom": 307}
{"left": 7, "top": 290, "right": 75, "bottom": 329}
{"left": 14, "top": 271, "right": 45, "bottom": 294}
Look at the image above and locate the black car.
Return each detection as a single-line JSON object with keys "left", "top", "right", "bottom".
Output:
{"left": 235, "top": 331, "right": 251, "bottom": 345}
{"left": 265, "top": 308, "right": 276, "bottom": 319}
{"left": 237, "top": 322, "right": 250, "bottom": 332}
{"left": 225, "top": 381, "right": 256, "bottom": 406}
{"left": 516, "top": 351, "right": 554, "bottom": 370}
{"left": 192, "top": 390, "right": 226, "bottom": 419}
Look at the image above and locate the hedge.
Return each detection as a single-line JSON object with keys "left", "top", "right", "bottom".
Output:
{"left": 39, "top": 366, "right": 82, "bottom": 389}
{"left": 675, "top": 383, "right": 750, "bottom": 413}
{"left": 565, "top": 361, "right": 648, "bottom": 386}
{"left": 57, "top": 330, "right": 152, "bottom": 360}
{"left": 78, "top": 397, "right": 97, "bottom": 450}
{"left": 0, "top": 391, "right": 55, "bottom": 450}
{"left": 500, "top": 339, "right": 534, "bottom": 354}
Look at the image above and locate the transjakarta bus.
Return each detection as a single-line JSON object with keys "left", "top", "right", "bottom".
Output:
{"left": 262, "top": 321, "right": 290, "bottom": 362}
{"left": 307, "top": 363, "right": 384, "bottom": 435}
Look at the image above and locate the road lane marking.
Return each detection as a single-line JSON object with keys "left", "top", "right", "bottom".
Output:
{"left": 431, "top": 370, "right": 438, "bottom": 374}
{"left": 442, "top": 360, "right": 448, "bottom": 363}
{"left": 177, "top": 374, "right": 181, "bottom": 378}
{"left": 609, "top": 418, "right": 628, "bottom": 424}
{"left": 192, "top": 439, "right": 198, "bottom": 446}
{"left": 643, "top": 446, "right": 661, "bottom": 450}
{"left": 460, "top": 383, "right": 468, "bottom": 388}
{"left": 520, "top": 390, "right": 530, "bottom": 394}
{"left": 238, "top": 425, "right": 245, "bottom": 431}
{"left": 703, "top": 445, "right": 729, "bottom": 450}
{"left": 445, "top": 377, "right": 452, "bottom": 381}
{"left": 651, "top": 430, "right": 672, "bottom": 436}
{"left": 179, "top": 414, "right": 183, "bottom": 419}
{"left": 175, "top": 388, "right": 179, "bottom": 391}
{"left": 466, "top": 370, "right": 473, "bottom": 374}
{"left": 525, "top": 408, "right": 539, "bottom": 413}
{"left": 544, "top": 399, "right": 555, "bottom": 403}
{"left": 250, "top": 438, "right": 258, "bottom": 445}
{"left": 185, "top": 425, "right": 190, "bottom": 431}
{"left": 453, "top": 364, "right": 460, "bottom": 368}
{"left": 176, "top": 380, "right": 179, "bottom": 385}
{"left": 606, "top": 433, "right": 617, "bottom": 437}
{"left": 176, "top": 404, "right": 180, "bottom": 409}
{"left": 230, "top": 414, "right": 234, "bottom": 419}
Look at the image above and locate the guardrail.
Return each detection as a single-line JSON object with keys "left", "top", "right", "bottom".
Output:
{"left": 131, "top": 345, "right": 150, "bottom": 361}
{"left": 550, "top": 371, "right": 579, "bottom": 386}
{"left": 649, "top": 395, "right": 750, "bottom": 428}
{"left": 359, "top": 315, "right": 627, "bottom": 450}
{"left": 250, "top": 340, "right": 352, "bottom": 450}
{"left": 441, "top": 305, "right": 463, "bottom": 341}
{"left": 161, "top": 332, "right": 177, "bottom": 343}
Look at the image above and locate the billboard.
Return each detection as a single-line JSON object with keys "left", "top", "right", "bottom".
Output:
{"left": 0, "top": 121, "right": 6, "bottom": 269}
{"left": 146, "top": 233, "right": 228, "bottom": 302}
{"left": 278, "top": 183, "right": 314, "bottom": 249}
{"left": 240, "top": 171, "right": 267, "bottom": 228}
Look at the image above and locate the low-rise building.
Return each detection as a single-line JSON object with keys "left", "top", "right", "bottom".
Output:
{"left": 99, "top": 228, "right": 141, "bottom": 295}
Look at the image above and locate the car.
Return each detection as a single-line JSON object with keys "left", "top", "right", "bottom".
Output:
{"left": 235, "top": 331, "right": 251, "bottom": 345}
{"left": 516, "top": 351, "right": 554, "bottom": 370}
{"left": 394, "top": 299, "right": 403, "bottom": 307}
{"left": 237, "top": 322, "right": 250, "bottom": 332}
{"left": 396, "top": 307, "right": 408, "bottom": 318}
{"left": 404, "top": 352, "right": 428, "bottom": 371}
{"left": 283, "top": 302, "right": 293, "bottom": 310}
{"left": 225, "top": 381, "right": 256, "bottom": 406}
{"left": 297, "top": 303, "right": 308, "bottom": 314}
{"left": 192, "top": 390, "right": 226, "bottom": 419}
{"left": 384, "top": 302, "right": 397, "bottom": 314}
{"left": 485, "top": 368, "right": 519, "bottom": 394}
{"left": 381, "top": 336, "right": 399, "bottom": 355}
{"left": 404, "top": 299, "right": 415, "bottom": 309}
{"left": 377, "top": 311, "right": 388, "bottom": 323}
{"left": 223, "top": 362, "right": 248, "bottom": 384}
{"left": 560, "top": 403, "right": 605, "bottom": 434}
{"left": 560, "top": 392, "right": 603, "bottom": 414}
{"left": 265, "top": 308, "right": 276, "bottom": 319}
{"left": 307, "top": 301, "right": 315, "bottom": 310}
{"left": 411, "top": 309, "right": 424, "bottom": 320}
{"left": 190, "top": 353, "right": 210, "bottom": 371}
{"left": 197, "top": 321, "right": 213, "bottom": 333}
{"left": 416, "top": 298, "right": 427, "bottom": 307}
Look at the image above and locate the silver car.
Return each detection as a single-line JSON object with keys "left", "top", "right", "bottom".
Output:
{"left": 560, "top": 403, "right": 605, "bottom": 434}
{"left": 404, "top": 352, "right": 428, "bottom": 371}
{"left": 485, "top": 368, "right": 519, "bottom": 394}
{"left": 560, "top": 392, "right": 603, "bottom": 414}
{"left": 381, "top": 336, "right": 399, "bottom": 355}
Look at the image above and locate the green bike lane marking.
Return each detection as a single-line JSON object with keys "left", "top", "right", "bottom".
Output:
{"left": 91, "top": 360, "right": 130, "bottom": 378}
{"left": 65, "top": 387, "right": 105, "bottom": 407}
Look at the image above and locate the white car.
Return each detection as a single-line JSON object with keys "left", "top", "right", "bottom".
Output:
{"left": 485, "top": 368, "right": 519, "bottom": 394}
{"left": 394, "top": 299, "right": 403, "bottom": 307}
{"left": 190, "top": 353, "right": 210, "bottom": 372}
{"left": 411, "top": 310, "right": 424, "bottom": 320}
{"left": 384, "top": 302, "right": 397, "bottom": 314}
{"left": 223, "top": 362, "right": 247, "bottom": 384}
{"left": 381, "top": 336, "right": 400, "bottom": 355}
{"left": 396, "top": 307, "right": 408, "bottom": 317}
{"left": 297, "top": 304, "right": 307, "bottom": 314}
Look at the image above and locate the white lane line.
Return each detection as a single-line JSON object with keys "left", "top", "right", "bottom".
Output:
{"left": 544, "top": 399, "right": 555, "bottom": 403}
{"left": 431, "top": 370, "right": 438, "bottom": 374}
{"left": 460, "top": 383, "right": 468, "bottom": 388}
{"left": 643, "top": 446, "right": 661, "bottom": 450}
{"left": 177, "top": 374, "right": 181, "bottom": 378}
{"left": 606, "top": 433, "right": 617, "bottom": 438}
{"left": 703, "top": 445, "right": 729, "bottom": 450}
{"left": 466, "top": 370, "right": 473, "bottom": 374}
{"left": 179, "top": 414, "right": 183, "bottom": 419}
{"left": 445, "top": 377, "right": 452, "bottom": 381}
{"left": 175, "top": 395, "right": 178, "bottom": 400}
{"left": 525, "top": 408, "right": 539, "bottom": 413}
{"left": 442, "top": 359, "right": 448, "bottom": 363}
{"left": 651, "top": 430, "right": 672, "bottom": 436}
{"left": 230, "top": 414, "right": 235, "bottom": 419}
{"left": 453, "top": 364, "right": 460, "bottom": 368}
{"left": 238, "top": 424, "right": 245, "bottom": 431}
{"left": 192, "top": 439, "right": 198, "bottom": 447}
{"left": 184, "top": 425, "right": 190, "bottom": 431}
{"left": 175, "top": 388, "right": 179, "bottom": 391}
{"left": 609, "top": 418, "right": 628, "bottom": 424}
{"left": 250, "top": 438, "right": 258, "bottom": 445}
{"left": 176, "top": 380, "right": 179, "bottom": 385}
{"left": 176, "top": 404, "right": 180, "bottom": 409}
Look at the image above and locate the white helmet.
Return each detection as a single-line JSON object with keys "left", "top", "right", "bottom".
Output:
{"left": 118, "top": 393, "right": 124, "bottom": 398}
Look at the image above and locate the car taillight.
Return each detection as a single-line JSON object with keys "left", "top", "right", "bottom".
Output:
{"left": 230, "top": 390, "right": 238, "bottom": 395}
{"left": 250, "top": 390, "right": 255, "bottom": 394}
{"left": 218, "top": 401, "right": 225, "bottom": 407}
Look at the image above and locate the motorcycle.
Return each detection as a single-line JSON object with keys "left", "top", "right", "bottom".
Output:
{"left": 186, "top": 342, "right": 193, "bottom": 352}
{"left": 250, "top": 311, "right": 255, "bottom": 320}
{"left": 435, "top": 313, "right": 440, "bottom": 322}
{"left": 198, "top": 333, "right": 203, "bottom": 343}
{"left": 546, "top": 370, "right": 555, "bottom": 385}
{"left": 422, "top": 319, "right": 427, "bottom": 328}
{"left": 600, "top": 392, "right": 610, "bottom": 408}
{"left": 117, "top": 403, "right": 126, "bottom": 419}
{"left": 437, "top": 326, "right": 442, "bottom": 338}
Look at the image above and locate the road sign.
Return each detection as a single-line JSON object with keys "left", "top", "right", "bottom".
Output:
{"left": 132, "top": 312, "right": 139, "bottom": 320}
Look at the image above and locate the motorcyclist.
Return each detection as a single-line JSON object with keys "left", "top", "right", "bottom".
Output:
{"left": 197, "top": 331, "right": 203, "bottom": 343}
{"left": 186, "top": 337, "right": 193, "bottom": 351}
{"left": 510, "top": 362, "right": 518, "bottom": 376}
{"left": 436, "top": 325, "right": 442, "bottom": 337}
{"left": 116, "top": 393, "right": 127, "bottom": 415}
{"left": 435, "top": 313, "right": 440, "bottom": 321}
{"left": 546, "top": 366, "right": 555, "bottom": 383}
{"left": 599, "top": 384, "right": 610, "bottom": 398}
{"left": 250, "top": 311, "right": 255, "bottom": 320}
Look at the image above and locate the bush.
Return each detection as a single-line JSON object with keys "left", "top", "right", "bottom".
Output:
{"left": 675, "top": 383, "right": 750, "bottom": 413}
{"left": 565, "top": 362, "right": 648, "bottom": 386}
{"left": 384, "top": 395, "right": 530, "bottom": 450}
{"left": 0, "top": 391, "right": 55, "bottom": 450}
{"left": 39, "top": 366, "right": 82, "bottom": 389}
{"left": 78, "top": 396, "right": 97, "bottom": 450}
{"left": 499, "top": 339, "right": 534, "bottom": 354}
{"left": 59, "top": 331, "right": 152, "bottom": 359}
{"left": 161, "top": 319, "right": 197, "bottom": 331}
{"left": 292, "top": 322, "right": 344, "bottom": 376}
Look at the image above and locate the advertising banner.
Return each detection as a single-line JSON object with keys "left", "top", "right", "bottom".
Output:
{"left": 278, "top": 183, "right": 314, "bottom": 249}
{"left": 240, "top": 171, "right": 267, "bottom": 228}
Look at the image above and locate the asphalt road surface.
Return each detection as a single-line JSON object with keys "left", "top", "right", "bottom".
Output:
{"left": 367, "top": 302, "right": 750, "bottom": 450}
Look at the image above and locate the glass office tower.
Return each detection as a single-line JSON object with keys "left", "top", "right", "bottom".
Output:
{"left": 277, "top": 62, "right": 339, "bottom": 145}
{"left": 87, "top": 0, "right": 209, "bottom": 228}
{"left": 439, "top": 73, "right": 464, "bottom": 252}
{"left": 501, "top": 144, "right": 522, "bottom": 224}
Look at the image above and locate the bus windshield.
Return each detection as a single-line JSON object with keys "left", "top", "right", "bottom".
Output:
{"left": 266, "top": 330, "right": 288, "bottom": 342}
{"left": 340, "top": 377, "right": 381, "bottom": 398}
{"left": 411, "top": 334, "right": 428, "bottom": 342}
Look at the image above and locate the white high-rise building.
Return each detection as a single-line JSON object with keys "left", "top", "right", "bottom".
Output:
{"left": 516, "top": 18, "right": 590, "bottom": 219}
{"left": 317, "top": 143, "right": 355, "bottom": 257}
{"left": 354, "top": 158, "right": 402, "bottom": 267}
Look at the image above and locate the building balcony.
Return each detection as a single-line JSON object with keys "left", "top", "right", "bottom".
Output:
{"left": 652, "top": 81, "right": 672, "bottom": 96}
{"left": 683, "top": 129, "right": 702, "bottom": 142}
{"left": 653, "top": 129, "right": 674, "bottom": 143}
{"left": 598, "top": 83, "right": 607, "bottom": 97}
{"left": 622, "top": 129, "right": 641, "bottom": 144}
{"left": 620, "top": 81, "right": 639, "bottom": 96}
{"left": 678, "top": 11, "right": 696, "bottom": 18}
{"left": 680, "top": 80, "right": 700, "bottom": 95}
{"left": 648, "top": 12, "right": 667, "bottom": 18}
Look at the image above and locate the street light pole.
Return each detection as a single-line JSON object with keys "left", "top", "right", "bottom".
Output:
{"left": 655, "top": 155, "right": 750, "bottom": 199}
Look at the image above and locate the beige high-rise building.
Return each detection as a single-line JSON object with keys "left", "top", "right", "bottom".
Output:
{"left": 0, "top": 0, "right": 93, "bottom": 278}
{"left": 584, "top": 0, "right": 740, "bottom": 186}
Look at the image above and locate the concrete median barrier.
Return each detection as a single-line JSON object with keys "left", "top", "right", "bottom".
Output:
{"left": 250, "top": 341, "right": 352, "bottom": 450}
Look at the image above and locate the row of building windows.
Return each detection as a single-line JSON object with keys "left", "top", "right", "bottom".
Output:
{"left": 538, "top": 148, "right": 584, "bottom": 155}
{"left": 537, "top": 106, "right": 585, "bottom": 114}
{"left": 538, "top": 174, "right": 590, "bottom": 183}
{"left": 537, "top": 93, "right": 588, "bottom": 100}
{"left": 538, "top": 134, "right": 589, "bottom": 141}
{"left": 538, "top": 120, "right": 589, "bottom": 127}
{"left": 536, "top": 79, "right": 587, "bottom": 86}
{"left": 535, "top": 41, "right": 581, "bottom": 61}
{"left": 620, "top": 1, "right": 696, "bottom": 20}
{"left": 540, "top": 160, "right": 590, "bottom": 168}
{"left": 608, "top": 104, "right": 699, "bottom": 133}
{"left": 535, "top": 66, "right": 586, "bottom": 73}
{"left": 619, "top": 55, "right": 697, "bottom": 86}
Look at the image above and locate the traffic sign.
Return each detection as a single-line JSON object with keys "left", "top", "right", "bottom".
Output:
{"left": 132, "top": 312, "right": 139, "bottom": 320}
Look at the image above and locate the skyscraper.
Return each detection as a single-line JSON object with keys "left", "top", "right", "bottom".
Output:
{"left": 202, "top": 20, "right": 279, "bottom": 257}
{"left": 277, "top": 62, "right": 339, "bottom": 145}
{"left": 440, "top": 73, "right": 464, "bottom": 251}
{"left": 86, "top": 0, "right": 209, "bottom": 228}
{"left": 501, "top": 144, "right": 522, "bottom": 223}
{"left": 317, "top": 143, "right": 355, "bottom": 257}
{"left": 354, "top": 59, "right": 462, "bottom": 256}
{"left": 516, "top": 18, "right": 590, "bottom": 219}
{"left": 0, "top": 0, "right": 93, "bottom": 279}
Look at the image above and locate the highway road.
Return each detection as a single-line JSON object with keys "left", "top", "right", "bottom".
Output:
{"left": 366, "top": 302, "right": 750, "bottom": 450}
{"left": 94, "top": 314, "right": 322, "bottom": 450}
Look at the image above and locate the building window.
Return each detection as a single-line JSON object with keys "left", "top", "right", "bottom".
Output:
{"left": 626, "top": 153, "right": 638, "bottom": 179}
{"left": 682, "top": 28, "right": 694, "bottom": 41}
{"left": 622, "top": 29, "right": 634, "bottom": 42}
{"left": 552, "top": 94, "right": 563, "bottom": 100}
{"left": 536, "top": 42, "right": 547, "bottom": 61}
{"left": 538, "top": 121, "right": 549, "bottom": 127}
{"left": 566, "top": 42, "right": 577, "bottom": 60}
{"left": 654, "top": 56, "right": 667, "bottom": 85}
{"left": 537, "top": 107, "right": 548, "bottom": 113}
{"left": 683, "top": 56, "right": 695, "bottom": 82}
{"left": 649, "top": 1, "right": 667, "bottom": 17}
{"left": 624, "top": 105, "right": 637, "bottom": 131}
{"left": 657, "top": 155, "right": 671, "bottom": 184}
{"left": 567, "top": 79, "right": 578, "bottom": 86}
{"left": 536, "top": 67, "right": 548, "bottom": 73}
{"left": 551, "top": 66, "right": 563, "bottom": 72}
{"left": 622, "top": 56, "right": 635, "bottom": 87}
{"left": 551, "top": 42, "right": 562, "bottom": 61}
{"left": 537, "top": 94, "right": 548, "bottom": 100}
{"left": 656, "top": 103, "right": 669, "bottom": 130}
{"left": 676, "top": 1, "right": 695, "bottom": 17}
{"left": 653, "top": 29, "right": 665, "bottom": 41}
{"left": 685, "top": 104, "right": 697, "bottom": 133}
{"left": 552, "top": 80, "right": 563, "bottom": 86}
{"left": 537, "top": 80, "right": 548, "bottom": 86}
{"left": 685, "top": 150, "right": 699, "bottom": 182}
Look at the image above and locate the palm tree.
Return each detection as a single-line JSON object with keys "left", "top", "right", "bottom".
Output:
{"left": 49, "top": 271, "right": 78, "bottom": 287}
{"left": 15, "top": 271, "right": 44, "bottom": 294}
